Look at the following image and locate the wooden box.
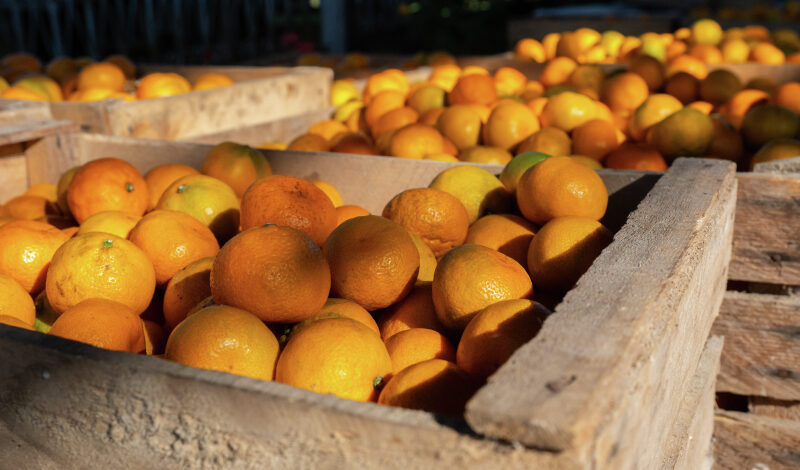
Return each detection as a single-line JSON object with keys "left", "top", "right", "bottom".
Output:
{"left": 47, "top": 66, "right": 332, "bottom": 141}
{"left": 0, "top": 127, "right": 735, "bottom": 469}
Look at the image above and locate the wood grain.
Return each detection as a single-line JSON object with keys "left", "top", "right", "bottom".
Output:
{"left": 753, "top": 155, "right": 800, "bottom": 174}
{"left": 0, "top": 100, "right": 52, "bottom": 125}
{"left": 0, "top": 120, "right": 77, "bottom": 147}
{"left": 714, "top": 291, "right": 800, "bottom": 401}
{"left": 465, "top": 159, "right": 736, "bottom": 469}
{"left": 750, "top": 397, "right": 800, "bottom": 421}
{"left": 714, "top": 410, "right": 800, "bottom": 470}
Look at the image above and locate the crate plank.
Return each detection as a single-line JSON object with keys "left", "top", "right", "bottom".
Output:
{"left": 753, "top": 155, "right": 800, "bottom": 175}
{"left": 188, "top": 108, "right": 334, "bottom": 147}
{"left": 465, "top": 159, "right": 736, "bottom": 468}
{"left": 664, "top": 336, "right": 723, "bottom": 470}
{"left": 714, "top": 291, "right": 800, "bottom": 401}
{"left": 0, "top": 120, "right": 77, "bottom": 147}
{"left": 0, "top": 154, "right": 29, "bottom": 201}
{"left": 713, "top": 410, "right": 800, "bottom": 470}
{"left": 0, "top": 100, "right": 52, "bottom": 125}
{"left": 750, "top": 397, "right": 800, "bottom": 421}
{"left": 137, "top": 65, "right": 294, "bottom": 83}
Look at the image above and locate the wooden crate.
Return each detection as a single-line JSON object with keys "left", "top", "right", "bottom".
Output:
{"left": 711, "top": 156, "right": 800, "bottom": 470}
{"left": 47, "top": 66, "right": 332, "bottom": 141}
{"left": 0, "top": 129, "right": 735, "bottom": 469}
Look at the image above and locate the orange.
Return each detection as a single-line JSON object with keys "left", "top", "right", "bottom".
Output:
{"left": 1, "top": 195, "right": 58, "bottom": 220}
{"left": 628, "top": 55, "right": 664, "bottom": 92}
{"left": 45, "top": 233, "right": 155, "bottom": 314}
{"left": 691, "top": 18, "right": 723, "bottom": 45}
{"left": 436, "top": 105, "right": 482, "bottom": 150}
{"left": 751, "top": 138, "right": 800, "bottom": 169}
{"left": 407, "top": 84, "right": 446, "bottom": 114}
{"left": 542, "top": 33, "right": 561, "bottom": 60}
{"left": 49, "top": 298, "right": 146, "bottom": 353}
{"left": 325, "top": 215, "right": 418, "bottom": 310}
{"left": 689, "top": 44, "right": 723, "bottom": 64}
{"left": 408, "top": 233, "right": 437, "bottom": 286}
{"left": 720, "top": 89, "right": 769, "bottom": 130}
{"left": 773, "top": 82, "right": 800, "bottom": 115}
{"left": 460, "top": 65, "right": 490, "bottom": 77}
{"left": 539, "top": 91, "right": 598, "bottom": 132}
{"left": 699, "top": 69, "right": 742, "bottom": 106}
{"left": 76, "top": 62, "right": 125, "bottom": 91}
{"left": 165, "top": 305, "right": 279, "bottom": 380}
{"left": 539, "top": 57, "right": 578, "bottom": 88}
{"left": 516, "top": 127, "right": 571, "bottom": 156}
{"left": 287, "top": 133, "right": 330, "bottom": 152}
{"left": 432, "top": 244, "right": 532, "bottom": 330}
{"left": 515, "top": 38, "right": 546, "bottom": 62}
{"left": 385, "top": 328, "right": 456, "bottom": 374}
{"left": 307, "top": 297, "right": 381, "bottom": 336}
{"left": 500, "top": 152, "right": 551, "bottom": 194}
{"left": 311, "top": 180, "right": 343, "bottom": 208}
{"left": 104, "top": 54, "right": 135, "bottom": 79}
{"left": 567, "top": 65, "right": 605, "bottom": 98}
{"left": 276, "top": 317, "right": 392, "bottom": 401}
{"left": 239, "top": 175, "right": 336, "bottom": 246}
{"left": 0, "top": 273, "right": 35, "bottom": 326}
{"left": 428, "top": 64, "right": 461, "bottom": 92}
{"left": 706, "top": 117, "right": 744, "bottom": 163}
{"left": 0, "top": 86, "right": 47, "bottom": 101}
{"left": 378, "top": 359, "right": 479, "bottom": 415}
{"left": 382, "top": 188, "right": 469, "bottom": 257}
{"left": 77, "top": 211, "right": 141, "bottom": 239}
{"left": 750, "top": 42, "right": 785, "bottom": 65}
{"left": 520, "top": 80, "right": 545, "bottom": 101}
{"left": 666, "top": 40, "right": 689, "bottom": 61}
{"left": 192, "top": 73, "right": 233, "bottom": 91}
{"left": 163, "top": 256, "right": 214, "bottom": 331}
{"left": 256, "top": 141, "right": 288, "bottom": 151}
{"left": 136, "top": 72, "right": 191, "bottom": 99}
{"left": 67, "top": 158, "right": 148, "bottom": 224}
{"left": 143, "top": 163, "right": 200, "bottom": 210}
{"left": 516, "top": 156, "right": 608, "bottom": 225}
{"left": 459, "top": 146, "right": 513, "bottom": 165}
{"left": 464, "top": 214, "right": 537, "bottom": 267}
{"left": 128, "top": 210, "right": 220, "bottom": 286}
{"left": 389, "top": 123, "right": 445, "bottom": 159}
{"left": 687, "top": 101, "right": 714, "bottom": 115}
{"left": 15, "top": 75, "right": 63, "bottom": 101}
{"left": 365, "top": 90, "right": 406, "bottom": 128}
{"left": 371, "top": 106, "right": 419, "bottom": 138}
{"left": 604, "top": 143, "right": 668, "bottom": 171}
{"left": 601, "top": 72, "right": 649, "bottom": 117}
{"left": 363, "top": 69, "right": 409, "bottom": 103}
{"left": 721, "top": 39, "right": 750, "bottom": 63}
{"left": 448, "top": 74, "right": 497, "bottom": 106}
{"left": 494, "top": 66, "right": 527, "bottom": 97}
{"left": 330, "top": 132, "right": 377, "bottom": 155}
{"left": 377, "top": 285, "right": 445, "bottom": 340}
{"left": 628, "top": 94, "right": 684, "bottom": 142}
{"left": 571, "top": 118, "right": 619, "bottom": 161}
{"left": 200, "top": 141, "right": 272, "bottom": 198}
{"left": 527, "top": 216, "right": 613, "bottom": 292}
{"left": 211, "top": 224, "right": 330, "bottom": 323}
{"left": 456, "top": 299, "right": 550, "bottom": 380}
{"left": 419, "top": 107, "right": 447, "bottom": 126}
{"left": 335, "top": 204, "right": 370, "bottom": 226}
{"left": 666, "top": 55, "right": 708, "bottom": 79}
{"left": 741, "top": 105, "right": 800, "bottom": 149}
{"left": 156, "top": 174, "right": 240, "bottom": 244}
{"left": 308, "top": 119, "right": 349, "bottom": 142}
{"left": 0, "top": 315, "right": 34, "bottom": 331}
{"left": 0, "top": 220, "right": 71, "bottom": 294}
{"left": 650, "top": 107, "right": 714, "bottom": 161}
{"left": 483, "top": 101, "right": 540, "bottom": 151}
{"left": 664, "top": 72, "right": 699, "bottom": 105}
{"left": 428, "top": 165, "right": 512, "bottom": 223}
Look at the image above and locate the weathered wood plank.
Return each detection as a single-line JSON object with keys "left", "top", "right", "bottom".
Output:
{"left": 750, "top": 397, "right": 800, "bottom": 421}
{"left": 713, "top": 291, "right": 800, "bottom": 400}
{"left": 465, "top": 158, "right": 736, "bottom": 469}
{"left": 663, "top": 336, "right": 723, "bottom": 470}
{"left": 0, "top": 120, "right": 77, "bottom": 147}
{"left": 714, "top": 410, "right": 800, "bottom": 470}
{"left": 187, "top": 108, "right": 334, "bottom": 147}
{"left": 24, "top": 133, "right": 79, "bottom": 187}
{"left": 753, "top": 155, "right": 800, "bottom": 174}
{"left": 0, "top": 153, "right": 29, "bottom": 202}
{"left": 0, "top": 100, "right": 52, "bottom": 125}
{"left": 729, "top": 172, "right": 800, "bottom": 285}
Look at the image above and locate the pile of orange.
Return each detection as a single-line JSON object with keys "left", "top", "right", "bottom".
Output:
{"left": 0, "top": 139, "right": 613, "bottom": 417}
{"left": 0, "top": 52, "right": 233, "bottom": 103}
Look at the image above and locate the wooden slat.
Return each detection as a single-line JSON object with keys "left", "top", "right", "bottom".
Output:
{"left": 188, "top": 108, "right": 334, "bottom": 147}
{"left": 753, "top": 155, "right": 800, "bottom": 174}
{"left": 137, "top": 65, "right": 293, "bottom": 83}
{"left": 0, "top": 120, "right": 77, "bottom": 147}
{"left": 663, "top": 336, "right": 723, "bottom": 470}
{"left": 0, "top": 154, "right": 29, "bottom": 202}
{"left": 714, "top": 291, "right": 800, "bottom": 400}
{"left": 0, "top": 100, "right": 52, "bottom": 125}
{"left": 750, "top": 397, "right": 800, "bottom": 421}
{"left": 465, "top": 159, "right": 736, "bottom": 469}
{"left": 714, "top": 410, "right": 800, "bottom": 470}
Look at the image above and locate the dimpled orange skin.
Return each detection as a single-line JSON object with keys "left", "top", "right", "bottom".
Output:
{"left": 382, "top": 188, "right": 470, "bottom": 257}
{"left": 456, "top": 299, "right": 550, "bottom": 380}
{"left": 165, "top": 305, "right": 279, "bottom": 380}
{"left": 377, "top": 359, "right": 480, "bottom": 416}
{"left": 239, "top": 175, "right": 337, "bottom": 247}
{"left": 385, "top": 327, "right": 456, "bottom": 374}
{"left": 432, "top": 244, "right": 533, "bottom": 330}
{"left": 200, "top": 142, "right": 272, "bottom": 198}
{"left": 210, "top": 225, "right": 330, "bottom": 323}
{"left": 67, "top": 158, "right": 149, "bottom": 224}
{"left": 0, "top": 220, "right": 70, "bottom": 294}
{"left": 325, "top": 216, "right": 419, "bottom": 311}
{"left": 294, "top": 297, "right": 382, "bottom": 335}
{"left": 49, "top": 298, "right": 146, "bottom": 353}
{"left": 516, "top": 156, "right": 608, "bottom": 225}
{"left": 45, "top": 233, "right": 156, "bottom": 315}
{"left": 128, "top": 210, "right": 220, "bottom": 286}
{"left": 276, "top": 317, "right": 393, "bottom": 402}
{"left": 163, "top": 257, "right": 214, "bottom": 331}
{"left": 464, "top": 214, "right": 537, "bottom": 267}
{"left": 0, "top": 273, "right": 36, "bottom": 326}
{"left": 143, "top": 164, "right": 200, "bottom": 211}
{"left": 377, "top": 285, "right": 446, "bottom": 341}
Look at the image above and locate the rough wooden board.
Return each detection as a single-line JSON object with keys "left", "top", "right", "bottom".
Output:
{"left": 713, "top": 410, "right": 800, "bottom": 470}
{"left": 465, "top": 159, "right": 736, "bottom": 468}
{"left": 750, "top": 397, "right": 800, "bottom": 421}
{"left": 729, "top": 172, "right": 800, "bottom": 285}
{"left": 0, "top": 100, "right": 52, "bottom": 125}
{"left": 0, "top": 326, "right": 573, "bottom": 470}
{"left": 713, "top": 291, "right": 800, "bottom": 401}
{"left": 23, "top": 133, "right": 79, "bottom": 187}
{"left": 137, "top": 65, "right": 293, "bottom": 83}
{"left": 753, "top": 155, "right": 800, "bottom": 174}
{"left": 0, "top": 154, "right": 29, "bottom": 202}
{"left": 664, "top": 336, "right": 723, "bottom": 470}
{"left": 0, "top": 120, "right": 77, "bottom": 147}
{"left": 187, "top": 108, "right": 334, "bottom": 147}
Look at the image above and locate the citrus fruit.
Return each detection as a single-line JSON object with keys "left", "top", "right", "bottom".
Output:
{"left": 163, "top": 256, "right": 214, "bottom": 331}
{"left": 49, "top": 298, "right": 146, "bottom": 352}
{"left": 385, "top": 328, "right": 456, "bottom": 374}
{"left": 428, "top": 165, "right": 512, "bottom": 224}
{"left": 0, "top": 273, "right": 35, "bottom": 326}
{"left": 0, "top": 220, "right": 70, "bottom": 294}
{"left": 500, "top": 152, "right": 551, "bottom": 193}
{"left": 66, "top": 158, "right": 149, "bottom": 224}
{"left": 77, "top": 211, "right": 142, "bottom": 239}
{"left": 464, "top": 214, "right": 537, "bottom": 267}
{"left": 377, "top": 359, "right": 479, "bottom": 415}
{"left": 200, "top": 142, "right": 272, "bottom": 198}
{"left": 650, "top": 107, "right": 714, "bottom": 161}
{"left": 143, "top": 164, "right": 200, "bottom": 211}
